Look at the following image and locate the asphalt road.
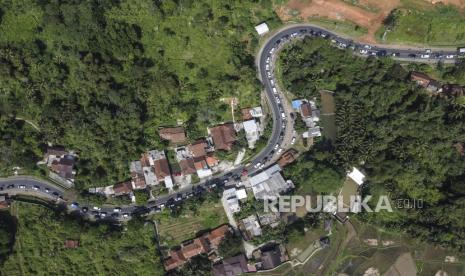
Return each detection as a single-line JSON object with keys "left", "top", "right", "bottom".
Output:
{"left": 1, "top": 24, "right": 462, "bottom": 221}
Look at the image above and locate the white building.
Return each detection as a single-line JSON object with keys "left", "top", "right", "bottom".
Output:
{"left": 224, "top": 188, "right": 241, "bottom": 213}
{"left": 348, "top": 167, "right": 366, "bottom": 186}
{"left": 255, "top": 22, "right": 269, "bottom": 36}
{"left": 250, "top": 107, "right": 263, "bottom": 118}
{"left": 249, "top": 164, "right": 294, "bottom": 200}
{"left": 236, "top": 188, "right": 247, "bottom": 201}
{"left": 243, "top": 119, "right": 260, "bottom": 148}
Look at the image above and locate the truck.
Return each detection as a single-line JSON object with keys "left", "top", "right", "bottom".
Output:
{"left": 458, "top": 47, "right": 465, "bottom": 56}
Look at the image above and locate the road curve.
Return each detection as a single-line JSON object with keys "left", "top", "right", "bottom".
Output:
{"left": 1, "top": 24, "right": 461, "bottom": 221}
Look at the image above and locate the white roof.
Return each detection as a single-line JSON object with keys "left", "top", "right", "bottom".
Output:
{"left": 223, "top": 188, "right": 237, "bottom": 199}
{"left": 254, "top": 23, "right": 269, "bottom": 35}
{"left": 236, "top": 188, "right": 247, "bottom": 200}
{"left": 250, "top": 107, "right": 263, "bottom": 117}
{"left": 164, "top": 176, "right": 174, "bottom": 189}
{"left": 348, "top": 167, "right": 365, "bottom": 185}
{"left": 197, "top": 168, "right": 213, "bottom": 178}
{"left": 243, "top": 120, "right": 258, "bottom": 133}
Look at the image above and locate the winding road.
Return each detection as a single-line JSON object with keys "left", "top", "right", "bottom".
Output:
{"left": 0, "top": 24, "right": 461, "bottom": 221}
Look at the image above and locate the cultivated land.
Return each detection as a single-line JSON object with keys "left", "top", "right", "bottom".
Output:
{"left": 276, "top": 0, "right": 465, "bottom": 46}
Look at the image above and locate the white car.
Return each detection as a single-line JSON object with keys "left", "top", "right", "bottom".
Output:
{"left": 272, "top": 87, "right": 277, "bottom": 94}
{"left": 267, "top": 72, "right": 272, "bottom": 78}
{"left": 275, "top": 97, "right": 281, "bottom": 104}
{"left": 32, "top": 186, "right": 39, "bottom": 191}
{"left": 281, "top": 112, "right": 285, "bottom": 120}
{"left": 359, "top": 49, "right": 368, "bottom": 55}
{"left": 100, "top": 213, "right": 107, "bottom": 218}
{"left": 93, "top": 206, "right": 101, "bottom": 211}
{"left": 45, "top": 188, "right": 50, "bottom": 193}
{"left": 291, "top": 137, "right": 296, "bottom": 145}
{"left": 19, "top": 185, "right": 26, "bottom": 189}
{"left": 446, "top": 54, "right": 455, "bottom": 59}
{"left": 265, "top": 64, "right": 270, "bottom": 71}
{"left": 113, "top": 208, "right": 121, "bottom": 213}
{"left": 270, "top": 79, "right": 274, "bottom": 85}
{"left": 269, "top": 47, "right": 275, "bottom": 54}
{"left": 425, "top": 49, "right": 432, "bottom": 53}
{"left": 277, "top": 148, "right": 283, "bottom": 154}
{"left": 274, "top": 143, "right": 279, "bottom": 150}
{"left": 364, "top": 45, "right": 371, "bottom": 49}
{"left": 259, "top": 163, "right": 265, "bottom": 169}
{"left": 122, "top": 213, "right": 130, "bottom": 218}
{"left": 420, "top": 54, "right": 430, "bottom": 59}
{"left": 254, "top": 162, "right": 261, "bottom": 169}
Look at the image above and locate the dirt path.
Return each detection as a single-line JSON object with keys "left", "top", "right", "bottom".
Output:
{"left": 14, "top": 116, "right": 41, "bottom": 132}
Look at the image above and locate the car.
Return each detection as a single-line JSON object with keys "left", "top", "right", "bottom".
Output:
{"left": 210, "top": 183, "right": 217, "bottom": 188}
{"left": 44, "top": 188, "right": 50, "bottom": 193}
{"left": 290, "top": 113, "right": 295, "bottom": 120}
{"left": 408, "top": 53, "right": 417, "bottom": 58}
{"left": 186, "top": 193, "right": 194, "bottom": 198}
{"left": 272, "top": 87, "right": 277, "bottom": 94}
{"left": 266, "top": 56, "right": 271, "bottom": 63}
{"left": 223, "top": 179, "right": 228, "bottom": 184}
{"left": 259, "top": 163, "right": 265, "bottom": 169}
{"left": 291, "top": 137, "right": 296, "bottom": 145}
{"left": 269, "top": 47, "right": 275, "bottom": 54}
{"left": 241, "top": 169, "right": 248, "bottom": 176}
{"left": 19, "top": 185, "right": 26, "bottom": 189}
{"left": 32, "top": 186, "right": 39, "bottom": 191}
{"left": 392, "top": 52, "right": 400, "bottom": 57}
{"left": 320, "top": 33, "right": 327, "bottom": 38}
{"left": 446, "top": 54, "right": 455, "bottom": 59}
{"left": 254, "top": 162, "right": 261, "bottom": 169}
{"left": 364, "top": 45, "right": 371, "bottom": 49}
{"left": 93, "top": 206, "right": 101, "bottom": 211}
{"left": 274, "top": 143, "right": 279, "bottom": 150}
{"left": 236, "top": 181, "right": 243, "bottom": 187}
{"left": 122, "top": 213, "right": 130, "bottom": 218}
{"left": 420, "top": 54, "right": 430, "bottom": 59}
{"left": 338, "top": 42, "right": 347, "bottom": 48}
{"left": 370, "top": 51, "right": 377, "bottom": 56}
{"left": 425, "top": 49, "right": 432, "bottom": 53}
{"left": 159, "top": 204, "right": 165, "bottom": 209}
{"left": 82, "top": 207, "right": 88, "bottom": 213}
{"left": 91, "top": 211, "right": 99, "bottom": 215}
{"left": 267, "top": 71, "right": 272, "bottom": 78}
{"left": 113, "top": 207, "right": 121, "bottom": 213}
{"left": 111, "top": 212, "right": 120, "bottom": 218}
{"left": 7, "top": 185, "right": 14, "bottom": 189}
{"left": 359, "top": 49, "right": 368, "bottom": 55}
{"left": 275, "top": 39, "right": 281, "bottom": 45}
{"left": 0, "top": 186, "right": 3, "bottom": 191}
{"left": 377, "top": 50, "right": 387, "bottom": 57}
{"left": 281, "top": 112, "right": 285, "bottom": 120}
{"left": 275, "top": 96, "right": 280, "bottom": 104}
{"left": 100, "top": 212, "right": 107, "bottom": 218}
{"left": 270, "top": 79, "right": 274, "bottom": 85}
{"left": 277, "top": 148, "right": 283, "bottom": 154}
{"left": 265, "top": 64, "right": 270, "bottom": 71}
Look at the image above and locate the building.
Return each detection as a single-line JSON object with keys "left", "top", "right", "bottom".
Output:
{"left": 0, "top": 196, "right": 9, "bottom": 209}
{"left": 243, "top": 120, "right": 260, "bottom": 148}
{"left": 410, "top": 71, "right": 431, "bottom": 88}
{"left": 49, "top": 154, "right": 76, "bottom": 184}
{"left": 300, "top": 102, "right": 312, "bottom": 118}
{"left": 188, "top": 140, "right": 208, "bottom": 157}
{"left": 130, "top": 161, "right": 147, "bottom": 190}
{"left": 241, "top": 215, "right": 262, "bottom": 240}
{"left": 64, "top": 240, "right": 79, "bottom": 249}
{"left": 241, "top": 108, "right": 253, "bottom": 120}
{"left": 426, "top": 79, "right": 440, "bottom": 93}
{"left": 250, "top": 107, "right": 263, "bottom": 118}
{"left": 206, "top": 156, "right": 219, "bottom": 167}
{"left": 258, "top": 212, "right": 280, "bottom": 228}
{"left": 254, "top": 22, "right": 269, "bottom": 36}
{"left": 236, "top": 188, "right": 247, "bottom": 201}
{"left": 113, "top": 181, "right": 133, "bottom": 196}
{"left": 291, "top": 99, "right": 304, "bottom": 110}
{"left": 277, "top": 149, "right": 298, "bottom": 167}
{"left": 194, "top": 159, "right": 213, "bottom": 178}
{"left": 45, "top": 146, "right": 68, "bottom": 158}
{"left": 212, "top": 254, "right": 253, "bottom": 276}
{"left": 442, "top": 84, "right": 465, "bottom": 97}
{"left": 249, "top": 165, "right": 294, "bottom": 200}
{"left": 258, "top": 244, "right": 289, "bottom": 270}
{"left": 303, "top": 127, "right": 321, "bottom": 138}
{"left": 163, "top": 225, "right": 231, "bottom": 271}
{"left": 224, "top": 188, "right": 240, "bottom": 213}
{"left": 210, "top": 123, "right": 236, "bottom": 151}
{"left": 159, "top": 127, "right": 186, "bottom": 144}
{"left": 347, "top": 167, "right": 366, "bottom": 186}
{"left": 179, "top": 158, "right": 196, "bottom": 175}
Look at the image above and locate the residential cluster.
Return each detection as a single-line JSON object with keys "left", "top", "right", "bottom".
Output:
{"left": 410, "top": 71, "right": 465, "bottom": 97}
{"left": 44, "top": 146, "right": 78, "bottom": 187}
{"left": 292, "top": 99, "right": 322, "bottom": 139}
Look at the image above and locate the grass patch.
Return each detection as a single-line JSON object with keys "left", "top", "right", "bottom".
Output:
{"left": 307, "top": 16, "right": 368, "bottom": 38}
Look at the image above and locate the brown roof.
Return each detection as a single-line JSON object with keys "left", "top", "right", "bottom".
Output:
{"left": 206, "top": 225, "right": 230, "bottom": 248}
{"left": 179, "top": 159, "right": 196, "bottom": 175}
{"left": 131, "top": 173, "right": 146, "bottom": 189}
{"left": 212, "top": 254, "right": 249, "bottom": 276}
{"left": 442, "top": 84, "right": 465, "bottom": 96}
{"left": 159, "top": 127, "right": 186, "bottom": 143}
{"left": 188, "top": 140, "right": 208, "bottom": 157}
{"left": 277, "top": 149, "right": 298, "bottom": 168}
{"left": 410, "top": 72, "right": 431, "bottom": 88}
{"left": 194, "top": 159, "right": 207, "bottom": 171}
{"left": 46, "top": 146, "right": 68, "bottom": 157}
{"left": 300, "top": 102, "right": 312, "bottom": 118}
{"left": 113, "top": 181, "right": 133, "bottom": 195}
{"left": 64, "top": 240, "right": 79, "bottom": 249}
{"left": 181, "top": 238, "right": 209, "bottom": 259}
{"left": 211, "top": 124, "right": 236, "bottom": 151}
{"left": 241, "top": 108, "right": 253, "bottom": 120}
{"left": 206, "top": 156, "right": 218, "bottom": 167}
{"left": 164, "top": 250, "right": 187, "bottom": 271}
{"left": 50, "top": 157, "right": 75, "bottom": 180}
{"left": 154, "top": 158, "right": 170, "bottom": 181}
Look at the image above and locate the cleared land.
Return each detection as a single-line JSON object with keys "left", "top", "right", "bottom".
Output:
{"left": 276, "top": 0, "right": 465, "bottom": 45}
{"left": 319, "top": 90, "right": 337, "bottom": 141}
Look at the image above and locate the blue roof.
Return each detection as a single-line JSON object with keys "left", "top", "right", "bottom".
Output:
{"left": 292, "top": 99, "right": 303, "bottom": 109}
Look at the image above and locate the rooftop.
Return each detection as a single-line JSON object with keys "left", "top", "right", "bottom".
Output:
{"left": 159, "top": 127, "right": 187, "bottom": 144}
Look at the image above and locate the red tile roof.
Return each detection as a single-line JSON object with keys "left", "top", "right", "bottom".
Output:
{"left": 181, "top": 238, "right": 209, "bottom": 258}
{"left": 164, "top": 250, "right": 187, "bottom": 271}
{"left": 211, "top": 124, "right": 236, "bottom": 151}
{"left": 64, "top": 240, "right": 79, "bottom": 249}
{"left": 131, "top": 173, "right": 146, "bottom": 189}
{"left": 300, "top": 102, "right": 312, "bottom": 118}
{"left": 194, "top": 159, "right": 207, "bottom": 171}
{"left": 241, "top": 108, "right": 253, "bottom": 120}
{"left": 159, "top": 127, "right": 187, "bottom": 144}
{"left": 154, "top": 158, "right": 170, "bottom": 181}
{"left": 206, "top": 225, "right": 230, "bottom": 248}
{"left": 113, "top": 181, "right": 133, "bottom": 195}
{"left": 206, "top": 156, "right": 218, "bottom": 167}
{"left": 188, "top": 140, "right": 208, "bottom": 157}
{"left": 179, "top": 159, "right": 196, "bottom": 175}
{"left": 410, "top": 72, "right": 431, "bottom": 88}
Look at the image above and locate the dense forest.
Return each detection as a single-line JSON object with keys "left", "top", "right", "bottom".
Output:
{"left": 0, "top": 0, "right": 280, "bottom": 188}
{"left": 279, "top": 37, "right": 465, "bottom": 250}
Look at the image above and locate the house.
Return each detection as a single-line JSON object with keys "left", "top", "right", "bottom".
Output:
{"left": 291, "top": 99, "right": 304, "bottom": 110}
{"left": 212, "top": 254, "right": 253, "bottom": 276}
{"left": 250, "top": 107, "right": 263, "bottom": 118}
{"left": 243, "top": 120, "right": 260, "bottom": 148}
{"left": 249, "top": 165, "right": 294, "bottom": 200}
{"left": 254, "top": 22, "right": 269, "bottom": 36}
{"left": 300, "top": 102, "right": 312, "bottom": 118}
{"left": 188, "top": 140, "right": 208, "bottom": 158}
{"left": 410, "top": 71, "right": 431, "bottom": 88}
{"left": 64, "top": 240, "right": 79, "bottom": 249}
{"left": 163, "top": 225, "right": 231, "bottom": 271}
{"left": 49, "top": 155, "right": 76, "bottom": 184}
{"left": 159, "top": 127, "right": 187, "bottom": 144}
{"left": 442, "top": 84, "right": 465, "bottom": 97}
{"left": 312, "top": 109, "right": 320, "bottom": 122}
{"left": 303, "top": 127, "right": 322, "bottom": 138}
{"left": 179, "top": 159, "right": 196, "bottom": 175}
{"left": 0, "top": 196, "right": 9, "bottom": 209}
{"left": 236, "top": 188, "right": 247, "bottom": 201}
{"left": 113, "top": 181, "right": 133, "bottom": 196}
{"left": 258, "top": 212, "right": 280, "bottom": 228}
{"left": 206, "top": 156, "right": 219, "bottom": 167}
{"left": 258, "top": 244, "right": 288, "bottom": 270}
{"left": 224, "top": 188, "right": 240, "bottom": 213}
{"left": 241, "top": 108, "right": 253, "bottom": 120}
{"left": 154, "top": 158, "right": 171, "bottom": 181}
{"left": 277, "top": 149, "right": 298, "bottom": 167}
{"left": 241, "top": 215, "right": 262, "bottom": 240}
{"left": 347, "top": 167, "right": 366, "bottom": 186}
{"left": 130, "top": 161, "right": 147, "bottom": 189}
{"left": 46, "top": 146, "right": 68, "bottom": 158}
{"left": 194, "top": 159, "right": 212, "bottom": 178}
{"left": 426, "top": 79, "right": 440, "bottom": 93}
{"left": 210, "top": 123, "right": 236, "bottom": 151}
